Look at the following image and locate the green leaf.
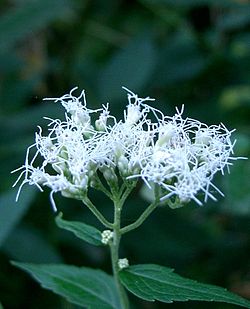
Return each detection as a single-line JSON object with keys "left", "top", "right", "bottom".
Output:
{"left": 0, "top": 187, "right": 36, "bottom": 247}
{"left": 55, "top": 213, "right": 103, "bottom": 246}
{"left": 0, "top": 0, "right": 73, "bottom": 52}
{"left": 98, "top": 35, "right": 156, "bottom": 102}
{"left": 0, "top": 301, "right": 3, "bottom": 309}
{"left": 120, "top": 264, "right": 250, "bottom": 308}
{"left": 0, "top": 103, "right": 63, "bottom": 143}
{"left": 222, "top": 159, "right": 250, "bottom": 215}
{"left": 3, "top": 225, "right": 62, "bottom": 263}
{"left": 12, "top": 262, "right": 120, "bottom": 309}
{"left": 154, "top": 30, "right": 208, "bottom": 86}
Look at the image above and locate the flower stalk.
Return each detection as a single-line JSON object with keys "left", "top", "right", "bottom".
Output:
{"left": 82, "top": 195, "right": 113, "bottom": 229}
{"left": 109, "top": 196, "right": 130, "bottom": 309}
{"left": 121, "top": 185, "right": 160, "bottom": 235}
{"left": 120, "top": 201, "right": 158, "bottom": 235}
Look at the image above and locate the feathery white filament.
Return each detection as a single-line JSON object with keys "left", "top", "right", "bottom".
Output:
{"left": 13, "top": 87, "right": 240, "bottom": 209}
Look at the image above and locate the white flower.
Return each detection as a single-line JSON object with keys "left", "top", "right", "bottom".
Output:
{"left": 13, "top": 88, "right": 109, "bottom": 210}
{"left": 138, "top": 107, "right": 238, "bottom": 205}
{"left": 13, "top": 87, "right": 240, "bottom": 209}
{"left": 95, "top": 104, "right": 112, "bottom": 131}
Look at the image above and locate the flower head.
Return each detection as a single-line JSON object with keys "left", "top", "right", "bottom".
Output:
{"left": 13, "top": 87, "right": 240, "bottom": 209}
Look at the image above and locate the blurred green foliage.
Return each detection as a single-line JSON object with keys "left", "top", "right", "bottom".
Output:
{"left": 0, "top": 0, "right": 249, "bottom": 308}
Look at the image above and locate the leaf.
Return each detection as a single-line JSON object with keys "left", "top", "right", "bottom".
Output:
{"left": 12, "top": 262, "right": 120, "bottom": 309}
{"left": 120, "top": 264, "right": 250, "bottom": 308}
{"left": 98, "top": 35, "right": 156, "bottom": 102}
{"left": 2, "top": 225, "right": 62, "bottom": 263}
{"left": 220, "top": 132, "right": 250, "bottom": 215}
{"left": 0, "top": 103, "right": 63, "bottom": 143}
{"left": 153, "top": 30, "right": 208, "bottom": 86}
{"left": 0, "top": 187, "right": 36, "bottom": 247}
{"left": 222, "top": 159, "right": 250, "bottom": 216}
{"left": 0, "top": 0, "right": 73, "bottom": 52}
{"left": 55, "top": 213, "right": 103, "bottom": 246}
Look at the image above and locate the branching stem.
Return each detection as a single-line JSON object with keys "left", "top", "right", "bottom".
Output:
{"left": 120, "top": 201, "right": 158, "bottom": 235}
{"left": 82, "top": 196, "right": 113, "bottom": 229}
{"left": 121, "top": 185, "right": 160, "bottom": 234}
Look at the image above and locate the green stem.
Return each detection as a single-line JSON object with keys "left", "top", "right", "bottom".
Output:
{"left": 120, "top": 201, "right": 158, "bottom": 235}
{"left": 118, "top": 182, "right": 126, "bottom": 198}
{"left": 92, "top": 175, "right": 114, "bottom": 200}
{"left": 110, "top": 198, "right": 129, "bottom": 309}
{"left": 120, "top": 183, "right": 137, "bottom": 207}
{"left": 82, "top": 196, "right": 113, "bottom": 229}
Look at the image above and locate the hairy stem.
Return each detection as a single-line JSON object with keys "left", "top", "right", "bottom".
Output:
{"left": 110, "top": 197, "right": 130, "bottom": 309}
{"left": 91, "top": 174, "right": 114, "bottom": 200}
{"left": 120, "top": 201, "right": 158, "bottom": 235}
{"left": 82, "top": 196, "right": 113, "bottom": 229}
{"left": 120, "top": 182, "right": 137, "bottom": 206}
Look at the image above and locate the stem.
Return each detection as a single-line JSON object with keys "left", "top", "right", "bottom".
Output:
{"left": 120, "top": 183, "right": 137, "bottom": 207}
{"left": 120, "top": 201, "right": 158, "bottom": 235}
{"left": 92, "top": 175, "right": 114, "bottom": 200}
{"left": 110, "top": 197, "right": 129, "bottom": 309}
{"left": 121, "top": 184, "right": 160, "bottom": 234}
{"left": 82, "top": 196, "right": 113, "bottom": 229}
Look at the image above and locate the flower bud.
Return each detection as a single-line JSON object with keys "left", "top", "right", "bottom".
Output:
{"left": 195, "top": 129, "right": 211, "bottom": 145}
{"left": 101, "top": 230, "right": 113, "bottom": 245}
{"left": 103, "top": 167, "right": 118, "bottom": 185}
{"left": 155, "top": 123, "right": 175, "bottom": 147}
{"left": 72, "top": 110, "right": 90, "bottom": 126}
{"left": 118, "top": 155, "right": 129, "bottom": 176}
{"left": 125, "top": 104, "right": 141, "bottom": 126}
{"left": 118, "top": 258, "right": 129, "bottom": 270}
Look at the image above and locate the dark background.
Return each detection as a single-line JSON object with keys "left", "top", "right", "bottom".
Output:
{"left": 0, "top": 0, "right": 249, "bottom": 308}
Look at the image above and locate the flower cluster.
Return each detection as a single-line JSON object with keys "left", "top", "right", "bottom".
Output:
{"left": 13, "top": 87, "right": 238, "bottom": 209}
{"left": 101, "top": 230, "right": 114, "bottom": 245}
{"left": 118, "top": 258, "right": 129, "bottom": 270}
